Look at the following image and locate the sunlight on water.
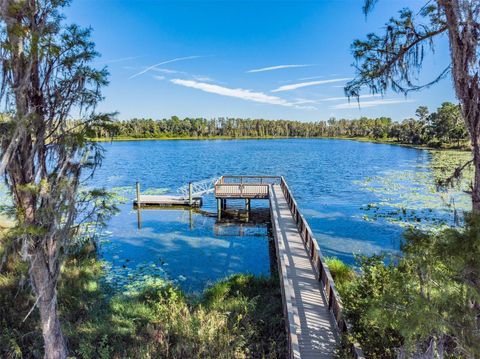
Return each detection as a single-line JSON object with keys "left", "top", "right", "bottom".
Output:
{"left": 91, "top": 139, "right": 470, "bottom": 291}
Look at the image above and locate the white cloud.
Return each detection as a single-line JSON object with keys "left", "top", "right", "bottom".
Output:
{"left": 298, "top": 75, "right": 324, "bottom": 81}
{"left": 319, "top": 94, "right": 381, "bottom": 102}
{"left": 271, "top": 78, "right": 352, "bottom": 92}
{"left": 152, "top": 68, "right": 185, "bottom": 74}
{"left": 129, "top": 56, "right": 204, "bottom": 79}
{"left": 247, "top": 64, "right": 311, "bottom": 73}
{"left": 192, "top": 75, "right": 215, "bottom": 82}
{"left": 96, "top": 56, "right": 144, "bottom": 65}
{"left": 170, "top": 79, "right": 315, "bottom": 109}
{"left": 331, "top": 98, "right": 415, "bottom": 110}
{"left": 153, "top": 75, "right": 165, "bottom": 80}
{"left": 292, "top": 98, "right": 318, "bottom": 105}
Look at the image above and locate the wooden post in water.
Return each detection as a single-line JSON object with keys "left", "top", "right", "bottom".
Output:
{"left": 217, "top": 198, "right": 222, "bottom": 220}
{"left": 137, "top": 206, "right": 142, "bottom": 229}
{"left": 189, "top": 182, "right": 193, "bottom": 206}
{"left": 136, "top": 181, "right": 141, "bottom": 209}
{"left": 189, "top": 208, "right": 193, "bottom": 230}
{"left": 136, "top": 181, "right": 141, "bottom": 229}
{"left": 245, "top": 198, "right": 251, "bottom": 211}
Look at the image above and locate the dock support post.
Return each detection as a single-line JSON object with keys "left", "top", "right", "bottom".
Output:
{"left": 245, "top": 198, "right": 250, "bottom": 211}
{"left": 189, "top": 209, "right": 193, "bottom": 230}
{"left": 136, "top": 181, "right": 141, "bottom": 229}
{"left": 217, "top": 198, "right": 222, "bottom": 220}
{"left": 189, "top": 182, "right": 193, "bottom": 206}
{"left": 136, "top": 181, "right": 141, "bottom": 209}
{"left": 137, "top": 208, "right": 142, "bottom": 229}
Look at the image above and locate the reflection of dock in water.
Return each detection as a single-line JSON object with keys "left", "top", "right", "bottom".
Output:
{"left": 213, "top": 176, "right": 364, "bottom": 359}
{"left": 214, "top": 208, "right": 270, "bottom": 237}
{"left": 132, "top": 175, "right": 363, "bottom": 358}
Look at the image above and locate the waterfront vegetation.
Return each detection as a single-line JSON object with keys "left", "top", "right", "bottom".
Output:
{"left": 329, "top": 214, "right": 480, "bottom": 358}
{"left": 0, "top": 233, "right": 286, "bottom": 358}
{"left": 1, "top": 0, "right": 480, "bottom": 357}
{"left": 93, "top": 102, "right": 470, "bottom": 149}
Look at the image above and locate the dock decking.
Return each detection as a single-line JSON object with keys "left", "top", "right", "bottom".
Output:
{"left": 214, "top": 176, "right": 364, "bottom": 359}
{"left": 270, "top": 184, "right": 337, "bottom": 358}
{"left": 134, "top": 195, "right": 202, "bottom": 207}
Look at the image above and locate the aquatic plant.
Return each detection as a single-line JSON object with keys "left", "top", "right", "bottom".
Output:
{"left": 0, "top": 238, "right": 286, "bottom": 358}
{"left": 355, "top": 150, "right": 472, "bottom": 230}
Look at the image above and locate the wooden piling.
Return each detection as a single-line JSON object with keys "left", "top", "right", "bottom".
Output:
{"left": 245, "top": 198, "right": 251, "bottom": 211}
{"left": 136, "top": 181, "right": 141, "bottom": 228}
{"left": 137, "top": 206, "right": 142, "bottom": 229}
{"left": 136, "top": 181, "right": 141, "bottom": 209}
{"left": 189, "top": 209, "right": 193, "bottom": 230}
{"left": 189, "top": 182, "right": 193, "bottom": 205}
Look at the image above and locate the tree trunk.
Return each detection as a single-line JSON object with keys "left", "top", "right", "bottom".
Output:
{"left": 30, "top": 251, "right": 67, "bottom": 359}
{"left": 439, "top": 0, "right": 480, "bottom": 212}
{"left": 472, "top": 138, "right": 480, "bottom": 212}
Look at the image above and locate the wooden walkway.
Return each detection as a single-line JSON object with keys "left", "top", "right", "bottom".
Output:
{"left": 214, "top": 176, "right": 364, "bottom": 359}
{"left": 270, "top": 184, "right": 337, "bottom": 358}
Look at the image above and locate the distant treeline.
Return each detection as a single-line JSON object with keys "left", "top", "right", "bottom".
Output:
{"left": 95, "top": 102, "right": 469, "bottom": 148}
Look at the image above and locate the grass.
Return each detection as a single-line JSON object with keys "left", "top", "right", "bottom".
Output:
{"left": 0, "top": 238, "right": 286, "bottom": 358}
{"left": 325, "top": 257, "right": 356, "bottom": 294}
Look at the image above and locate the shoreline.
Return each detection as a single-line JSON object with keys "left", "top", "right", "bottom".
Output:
{"left": 91, "top": 136, "right": 471, "bottom": 152}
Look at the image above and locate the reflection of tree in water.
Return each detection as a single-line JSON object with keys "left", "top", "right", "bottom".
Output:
{"left": 355, "top": 150, "right": 472, "bottom": 230}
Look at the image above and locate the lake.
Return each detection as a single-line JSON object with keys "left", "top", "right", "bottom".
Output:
{"left": 93, "top": 138, "right": 468, "bottom": 292}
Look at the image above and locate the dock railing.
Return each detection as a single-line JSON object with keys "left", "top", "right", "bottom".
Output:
{"left": 214, "top": 176, "right": 280, "bottom": 198}
{"left": 214, "top": 175, "right": 364, "bottom": 358}
{"left": 279, "top": 177, "right": 364, "bottom": 358}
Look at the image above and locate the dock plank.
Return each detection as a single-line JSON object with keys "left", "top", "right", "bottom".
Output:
{"left": 134, "top": 195, "right": 202, "bottom": 207}
{"left": 270, "top": 184, "right": 337, "bottom": 358}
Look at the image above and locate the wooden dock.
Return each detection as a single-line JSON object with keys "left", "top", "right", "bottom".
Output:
{"left": 133, "top": 181, "right": 202, "bottom": 208}
{"left": 214, "top": 176, "right": 364, "bottom": 359}
{"left": 133, "top": 195, "right": 202, "bottom": 207}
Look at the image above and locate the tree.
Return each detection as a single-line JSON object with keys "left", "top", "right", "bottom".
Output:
{"left": 429, "top": 102, "right": 466, "bottom": 146}
{"left": 346, "top": 0, "right": 480, "bottom": 211}
{"left": 415, "top": 106, "right": 429, "bottom": 123}
{"left": 0, "top": 1, "right": 113, "bottom": 357}
{"left": 342, "top": 214, "right": 480, "bottom": 357}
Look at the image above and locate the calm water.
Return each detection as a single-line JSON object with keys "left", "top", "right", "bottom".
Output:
{"left": 93, "top": 139, "right": 456, "bottom": 292}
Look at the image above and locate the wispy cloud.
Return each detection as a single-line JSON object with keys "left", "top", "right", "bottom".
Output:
{"left": 271, "top": 78, "right": 352, "bottom": 92}
{"left": 129, "top": 56, "right": 204, "bottom": 79}
{"left": 169, "top": 79, "right": 315, "bottom": 109}
{"left": 331, "top": 98, "right": 415, "bottom": 110}
{"left": 292, "top": 98, "right": 317, "bottom": 105}
{"left": 152, "top": 68, "right": 186, "bottom": 74}
{"left": 298, "top": 75, "right": 324, "bottom": 81}
{"left": 247, "top": 64, "right": 311, "bottom": 73}
{"left": 153, "top": 75, "right": 165, "bottom": 80}
{"left": 192, "top": 75, "right": 215, "bottom": 82}
{"left": 96, "top": 56, "right": 144, "bottom": 65}
{"left": 319, "top": 94, "right": 381, "bottom": 102}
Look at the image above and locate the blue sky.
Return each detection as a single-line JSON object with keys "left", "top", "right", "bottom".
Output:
{"left": 65, "top": 0, "right": 455, "bottom": 122}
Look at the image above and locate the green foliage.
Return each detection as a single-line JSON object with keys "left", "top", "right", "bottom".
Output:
{"left": 340, "top": 256, "right": 403, "bottom": 358}
{"left": 346, "top": 2, "right": 447, "bottom": 97}
{"left": 0, "top": 239, "right": 286, "bottom": 358}
{"left": 340, "top": 214, "right": 480, "bottom": 358}
{"left": 0, "top": 238, "right": 43, "bottom": 358}
{"left": 325, "top": 256, "right": 355, "bottom": 292}
{"left": 92, "top": 103, "right": 470, "bottom": 149}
